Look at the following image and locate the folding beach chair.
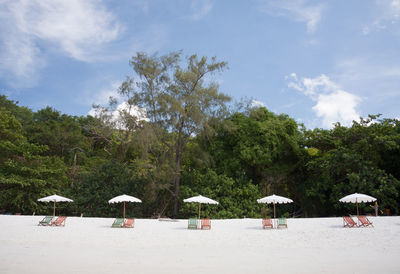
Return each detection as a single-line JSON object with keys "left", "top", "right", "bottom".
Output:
{"left": 201, "top": 218, "right": 211, "bottom": 230}
{"left": 277, "top": 218, "right": 288, "bottom": 229}
{"left": 357, "top": 216, "right": 373, "bottom": 227}
{"left": 262, "top": 218, "right": 273, "bottom": 229}
{"left": 38, "top": 216, "right": 53, "bottom": 226}
{"left": 343, "top": 216, "right": 358, "bottom": 228}
{"left": 112, "top": 218, "right": 124, "bottom": 228}
{"left": 188, "top": 218, "right": 198, "bottom": 229}
{"left": 123, "top": 218, "right": 135, "bottom": 228}
{"left": 52, "top": 216, "right": 67, "bottom": 226}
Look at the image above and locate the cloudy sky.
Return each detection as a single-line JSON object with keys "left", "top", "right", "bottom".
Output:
{"left": 1, "top": 0, "right": 399, "bottom": 129}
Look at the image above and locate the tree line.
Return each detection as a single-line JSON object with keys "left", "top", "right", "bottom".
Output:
{"left": 1, "top": 52, "right": 399, "bottom": 218}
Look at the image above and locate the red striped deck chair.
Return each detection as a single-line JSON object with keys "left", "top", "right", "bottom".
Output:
{"left": 123, "top": 218, "right": 135, "bottom": 228}
{"left": 357, "top": 216, "right": 373, "bottom": 227}
{"left": 201, "top": 218, "right": 211, "bottom": 230}
{"left": 52, "top": 216, "right": 67, "bottom": 226}
{"left": 262, "top": 218, "right": 273, "bottom": 229}
{"left": 343, "top": 216, "right": 357, "bottom": 228}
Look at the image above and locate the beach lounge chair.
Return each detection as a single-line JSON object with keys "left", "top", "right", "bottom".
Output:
{"left": 277, "top": 218, "right": 288, "bottom": 229}
{"left": 52, "top": 216, "right": 67, "bottom": 226}
{"left": 262, "top": 218, "right": 273, "bottom": 229}
{"left": 112, "top": 218, "right": 124, "bottom": 228}
{"left": 38, "top": 216, "right": 53, "bottom": 226}
{"left": 123, "top": 218, "right": 135, "bottom": 228}
{"left": 343, "top": 216, "right": 358, "bottom": 228}
{"left": 188, "top": 218, "right": 198, "bottom": 229}
{"left": 201, "top": 218, "right": 211, "bottom": 230}
{"left": 357, "top": 216, "right": 373, "bottom": 227}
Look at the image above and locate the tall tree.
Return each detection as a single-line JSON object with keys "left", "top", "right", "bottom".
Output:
{"left": 119, "top": 52, "right": 231, "bottom": 216}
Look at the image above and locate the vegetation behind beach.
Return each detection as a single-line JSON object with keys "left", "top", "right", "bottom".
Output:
{"left": 1, "top": 52, "right": 399, "bottom": 218}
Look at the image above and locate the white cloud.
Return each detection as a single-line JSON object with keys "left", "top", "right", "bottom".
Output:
{"left": 312, "top": 90, "right": 361, "bottom": 128}
{"left": 88, "top": 101, "right": 148, "bottom": 130}
{"left": 330, "top": 57, "right": 400, "bottom": 121}
{"left": 0, "top": 33, "right": 44, "bottom": 86}
{"left": 189, "top": 0, "right": 213, "bottom": 20}
{"left": 362, "top": 0, "right": 400, "bottom": 35}
{"left": 14, "top": 0, "right": 122, "bottom": 61}
{"left": 87, "top": 81, "right": 148, "bottom": 129}
{"left": 251, "top": 100, "right": 266, "bottom": 108}
{"left": 287, "top": 74, "right": 362, "bottom": 128}
{"left": 258, "top": 0, "right": 325, "bottom": 33}
{"left": 0, "top": 0, "right": 122, "bottom": 86}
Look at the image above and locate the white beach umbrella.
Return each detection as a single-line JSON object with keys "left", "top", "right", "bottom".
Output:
{"left": 108, "top": 194, "right": 142, "bottom": 219}
{"left": 37, "top": 194, "right": 73, "bottom": 217}
{"left": 339, "top": 193, "right": 377, "bottom": 216}
{"left": 257, "top": 194, "right": 293, "bottom": 219}
{"left": 183, "top": 195, "right": 219, "bottom": 219}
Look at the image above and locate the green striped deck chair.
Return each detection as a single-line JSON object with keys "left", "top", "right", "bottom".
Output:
{"left": 38, "top": 216, "right": 53, "bottom": 226}
{"left": 277, "top": 218, "right": 288, "bottom": 229}
{"left": 188, "top": 218, "right": 198, "bottom": 229}
{"left": 111, "top": 218, "right": 124, "bottom": 228}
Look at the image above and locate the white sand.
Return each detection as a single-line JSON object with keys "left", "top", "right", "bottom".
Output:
{"left": 0, "top": 215, "right": 399, "bottom": 274}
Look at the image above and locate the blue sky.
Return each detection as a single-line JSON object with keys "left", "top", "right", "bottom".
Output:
{"left": 1, "top": 0, "right": 399, "bottom": 129}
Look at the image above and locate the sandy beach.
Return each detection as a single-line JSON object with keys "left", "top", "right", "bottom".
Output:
{"left": 0, "top": 215, "right": 399, "bottom": 273}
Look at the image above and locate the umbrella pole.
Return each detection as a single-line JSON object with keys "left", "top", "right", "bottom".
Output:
{"left": 273, "top": 202, "right": 276, "bottom": 219}
{"left": 198, "top": 204, "right": 201, "bottom": 219}
{"left": 356, "top": 201, "right": 359, "bottom": 216}
{"left": 53, "top": 201, "right": 56, "bottom": 218}
{"left": 123, "top": 201, "right": 126, "bottom": 220}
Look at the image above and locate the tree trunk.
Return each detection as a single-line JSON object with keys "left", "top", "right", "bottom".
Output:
{"left": 173, "top": 131, "right": 183, "bottom": 218}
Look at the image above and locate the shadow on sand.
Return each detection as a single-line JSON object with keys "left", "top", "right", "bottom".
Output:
{"left": 246, "top": 226, "right": 266, "bottom": 230}
{"left": 328, "top": 225, "right": 346, "bottom": 229}
{"left": 174, "top": 227, "right": 190, "bottom": 230}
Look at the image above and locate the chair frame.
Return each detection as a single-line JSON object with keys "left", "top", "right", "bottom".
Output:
{"left": 188, "top": 218, "right": 198, "bottom": 229}
{"left": 201, "top": 218, "right": 211, "bottom": 230}
{"left": 38, "top": 216, "right": 53, "bottom": 226}
{"left": 52, "top": 216, "right": 67, "bottom": 226}
{"left": 357, "top": 215, "right": 373, "bottom": 227}
{"left": 277, "top": 218, "right": 288, "bottom": 229}
{"left": 111, "top": 218, "right": 124, "bottom": 228}
{"left": 343, "top": 216, "right": 358, "bottom": 228}
{"left": 123, "top": 218, "right": 135, "bottom": 228}
{"left": 262, "top": 218, "right": 273, "bottom": 229}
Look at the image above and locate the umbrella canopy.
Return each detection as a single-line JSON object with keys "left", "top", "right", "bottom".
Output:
{"left": 108, "top": 194, "right": 142, "bottom": 204}
{"left": 257, "top": 194, "right": 293, "bottom": 219}
{"left": 339, "top": 193, "right": 377, "bottom": 216}
{"left": 183, "top": 195, "right": 219, "bottom": 204}
{"left": 108, "top": 194, "right": 142, "bottom": 219}
{"left": 37, "top": 194, "right": 73, "bottom": 217}
{"left": 183, "top": 195, "right": 218, "bottom": 219}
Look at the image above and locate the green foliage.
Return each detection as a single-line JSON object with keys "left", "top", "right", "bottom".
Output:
{"left": 206, "top": 107, "right": 302, "bottom": 198}
{"left": 301, "top": 116, "right": 400, "bottom": 216}
{"left": 180, "top": 169, "right": 263, "bottom": 218}
{"left": 0, "top": 109, "right": 68, "bottom": 214}
{"left": 69, "top": 160, "right": 144, "bottom": 217}
{"left": 26, "top": 107, "right": 89, "bottom": 159}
